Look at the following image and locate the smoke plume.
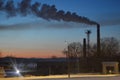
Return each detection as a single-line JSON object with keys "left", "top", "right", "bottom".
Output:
{"left": 0, "top": 0, "right": 98, "bottom": 25}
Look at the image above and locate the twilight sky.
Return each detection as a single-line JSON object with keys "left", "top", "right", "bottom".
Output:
{"left": 0, "top": 0, "right": 120, "bottom": 58}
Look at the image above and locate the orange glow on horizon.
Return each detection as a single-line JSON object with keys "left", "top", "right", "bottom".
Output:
{"left": 1, "top": 49, "right": 65, "bottom": 58}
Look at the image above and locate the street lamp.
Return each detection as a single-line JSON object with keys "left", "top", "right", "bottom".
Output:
{"left": 65, "top": 41, "right": 70, "bottom": 78}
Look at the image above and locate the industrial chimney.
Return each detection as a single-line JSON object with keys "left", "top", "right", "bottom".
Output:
{"left": 97, "top": 24, "right": 101, "bottom": 57}
{"left": 83, "top": 38, "right": 86, "bottom": 58}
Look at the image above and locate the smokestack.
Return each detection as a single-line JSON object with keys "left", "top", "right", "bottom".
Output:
{"left": 97, "top": 24, "right": 101, "bottom": 57}
{"left": 0, "top": 0, "right": 98, "bottom": 25}
{"left": 83, "top": 38, "right": 86, "bottom": 58}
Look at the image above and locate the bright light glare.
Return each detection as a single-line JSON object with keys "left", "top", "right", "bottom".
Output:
{"left": 16, "top": 69, "right": 20, "bottom": 74}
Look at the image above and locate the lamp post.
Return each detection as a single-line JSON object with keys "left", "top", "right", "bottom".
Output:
{"left": 65, "top": 41, "right": 70, "bottom": 78}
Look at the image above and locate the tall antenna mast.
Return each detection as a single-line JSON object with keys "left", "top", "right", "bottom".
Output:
{"left": 85, "top": 30, "right": 91, "bottom": 57}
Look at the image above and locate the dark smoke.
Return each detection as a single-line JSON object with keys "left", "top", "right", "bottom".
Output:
{"left": 0, "top": 0, "right": 4, "bottom": 10}
{"left": 39, "top": 4, "right": 51, "bottom": 20}
{"left": 0, "top": 0, "right": 98, "bottom": 25}
{"left": 31, "top": 2, "right": 41, "bottom": 16}
{"left": 19, "top": 0, "right": 31, "bottom": 16}
{"left": 5, "top": 0, "right": 16, "bottom": 17}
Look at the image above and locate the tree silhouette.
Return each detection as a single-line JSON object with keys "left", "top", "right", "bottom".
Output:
{"left": 91, "top": 37, "right": 120, "bottom": 57}
{"left": 63, "top": 42, "right": 83, "bottom": 58}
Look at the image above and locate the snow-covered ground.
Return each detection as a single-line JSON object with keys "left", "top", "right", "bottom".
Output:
{"left": 0, "top": 74, "right": 120, "bottom": 80}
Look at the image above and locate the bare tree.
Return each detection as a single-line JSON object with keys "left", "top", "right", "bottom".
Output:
{"left": 63, "top": 42, "right": 83, "bottom": 58}
{"left": 63, "top": 42, "right": 83, "bottom": 74}
{"left": 90, "top": 37, "right": 120, "bottom": 57}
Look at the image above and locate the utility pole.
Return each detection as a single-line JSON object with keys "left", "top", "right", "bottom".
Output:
{"left": 65, "top": 41, "right": 70, "bottom": 78}
{"left": 85, "top": 30, "right": 91, "bottom": 57}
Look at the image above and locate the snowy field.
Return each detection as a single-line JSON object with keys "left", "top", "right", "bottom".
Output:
{"left": 39, "top": 77, "right": 120, "bottom": 80}
{"left": 1, "top": 77, "right": 120, "bottom": 80}
{"left": 0, "top": 74, "right": 120, "bottom": 80}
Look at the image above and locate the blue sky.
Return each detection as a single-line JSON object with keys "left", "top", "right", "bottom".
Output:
{"left": 0, "top": 0, "right": 120, "bottom": 58}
